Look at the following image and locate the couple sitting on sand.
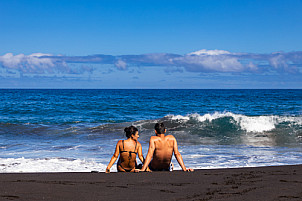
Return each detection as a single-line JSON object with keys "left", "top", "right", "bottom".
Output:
{"left": 106, "top": 122, "right": 194, "bottom": 173}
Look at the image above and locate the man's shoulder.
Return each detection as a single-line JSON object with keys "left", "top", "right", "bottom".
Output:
{"left": 165, "top": 134, "right": 176, "bottom": 140}
{"left": 149, "top": 135, "right": 176, "bottom": 142}
{"left": 149, "top": 136, "right": 158, "bottom": 141}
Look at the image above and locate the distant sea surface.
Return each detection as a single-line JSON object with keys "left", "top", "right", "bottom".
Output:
{"left": 0, "top": 89, "right": 301, "bottom": 172}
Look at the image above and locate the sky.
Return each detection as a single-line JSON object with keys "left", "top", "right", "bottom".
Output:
{"left": 0, "top": 0, "right": 302, "bottom": 89}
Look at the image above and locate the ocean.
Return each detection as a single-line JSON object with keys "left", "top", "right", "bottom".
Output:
{"left": 0, "top": 89, "right": 301, "bottom": 172}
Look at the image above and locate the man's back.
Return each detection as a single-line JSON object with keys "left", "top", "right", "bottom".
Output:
{"left": 140, "top": 122, "right": 193, "bottom": 172}
{"left": 149, "top": 135, "right": 175, "bottom": 170}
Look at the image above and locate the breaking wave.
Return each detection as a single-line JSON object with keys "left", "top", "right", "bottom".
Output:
{"left": 166, "top": 112, "right": 302, "bottom": 133}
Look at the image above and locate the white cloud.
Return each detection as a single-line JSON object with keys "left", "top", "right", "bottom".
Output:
{"left": 173, "top": 54, "right": 245, "bottom": 72}
{"left": 1, "top": 50, "right": 301, "bottom": 76}
{"left": 0, "top": 53, "right": 88, "bottom": 74}
{"left": 114, "top": 59, "right": 127, "bottom": 70}
{"left": 0, "top": 53, "right": 56, "bottom": 73}
{"left": 0, "top": 53, "right": 25, "bottom": 69}
{"left": 188, "top": 49, "right": 231, "bottom": 56}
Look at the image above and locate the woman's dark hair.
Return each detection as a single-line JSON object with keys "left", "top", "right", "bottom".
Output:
{"left": 124, "top": 126, "right": 138, "bottom": 138}
{"left": 154, "top": 122, "right": 165, "bottom": 134}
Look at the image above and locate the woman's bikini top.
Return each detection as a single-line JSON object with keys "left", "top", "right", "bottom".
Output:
{"left": 120, "top": 140, "right": 137, "bottom": 160}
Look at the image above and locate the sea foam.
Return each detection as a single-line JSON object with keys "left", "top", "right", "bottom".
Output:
{"left": 0, "top": 157, "right": 108, "bottom": 173}
{"left": 169, "top": 112, "right": 302, "bottom": 133}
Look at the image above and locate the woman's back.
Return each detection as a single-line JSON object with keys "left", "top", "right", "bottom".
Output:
{"left": 106, "top": 125, "right": 145, "bottom": 173}
{"left": 118, "top": 139, "right": 138, "bottom": 171}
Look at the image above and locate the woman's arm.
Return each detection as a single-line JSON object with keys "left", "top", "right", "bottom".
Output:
{"left": 137, "top": 143, "right": 151, "bottom": 172}
{"left": 106, "top": 141, "right": 120, "bottom": 173}
{"left": 137, "top": 143, "right": 145, "bottom": 163}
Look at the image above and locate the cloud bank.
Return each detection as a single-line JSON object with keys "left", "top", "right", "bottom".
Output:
{"left": 1, "top": 50, "right": 301, "bottom": 76}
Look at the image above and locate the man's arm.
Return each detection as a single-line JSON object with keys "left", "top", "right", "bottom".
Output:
{"left": 106, "top": 141, "right": 120, "bottom": 173}
{"left": 140, "top": 137, "right": 155, "bottom": 171}
{"left": 173, "top": 137, "right": 194, "bottom": 172}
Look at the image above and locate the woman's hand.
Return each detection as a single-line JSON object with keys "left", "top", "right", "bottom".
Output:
{"left": 105, "top": 168, "right": 110, "bottom": 173}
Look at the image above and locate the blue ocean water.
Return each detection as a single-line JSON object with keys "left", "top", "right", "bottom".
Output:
{"left": 0, "top": 89, "right": 301, "bottom": 172}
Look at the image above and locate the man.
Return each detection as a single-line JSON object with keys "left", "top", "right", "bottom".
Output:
{"left": 140, "top": 122, "right": 193, "bottom": 172}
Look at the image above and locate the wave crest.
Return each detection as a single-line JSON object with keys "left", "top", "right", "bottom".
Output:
{"left": 168, "top": 112, "right": 301, "bottom": 133}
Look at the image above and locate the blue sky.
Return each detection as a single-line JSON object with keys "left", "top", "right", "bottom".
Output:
{"left": 0, "top": 0, "right": 302, "bottom": 89}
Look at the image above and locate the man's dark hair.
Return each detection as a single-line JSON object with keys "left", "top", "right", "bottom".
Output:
{"left": 154, "top": 122, "right": 165, "bottom": 134}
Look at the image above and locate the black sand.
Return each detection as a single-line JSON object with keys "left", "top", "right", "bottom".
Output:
{"left": 0, "top": 165, "right": 302, "bottom": 201}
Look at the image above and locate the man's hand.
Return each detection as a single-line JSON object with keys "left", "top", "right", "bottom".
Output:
{"left": 134, "top": 169, "right": 152, "bottom": 173}
{"left": 185, "top": 168, "right": 194, "bottom": 172}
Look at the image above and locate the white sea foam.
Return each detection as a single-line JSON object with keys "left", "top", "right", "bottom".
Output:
{"left": 170, "top": 115, "right": 190, "bottom": 121}
{"left": 231, "top": 114, "right": 276, "bottom": 132}
{"left": 168, "top": 112, "right": 302, "bottom": 132}
{"left": 0, "top": 157, "right": 108, "bottom": 173}
{"left": 1, "top": 146, "right": 302, "bottom": 172}
{"left": 172, "top": 145, "right": 302, "bottom": 170}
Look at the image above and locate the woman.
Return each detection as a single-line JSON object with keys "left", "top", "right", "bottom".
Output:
{"left": 106, "top": 126, "right": 146, "bottom": 173}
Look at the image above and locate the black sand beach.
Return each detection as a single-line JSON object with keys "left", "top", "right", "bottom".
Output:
{"left": 0, "top": 165, "right": 301, "bottom": 201}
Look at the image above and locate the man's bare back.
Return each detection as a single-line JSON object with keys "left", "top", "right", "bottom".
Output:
{"left": 140, "top": 123, "right": 193, "bottom": 172}
{"left": 149, "top": 134, "right": 175, "bottom": 170}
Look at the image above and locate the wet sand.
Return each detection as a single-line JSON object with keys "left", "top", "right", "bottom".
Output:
{"left": 0, "top": 165, "right": 301, "bottom": 201}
